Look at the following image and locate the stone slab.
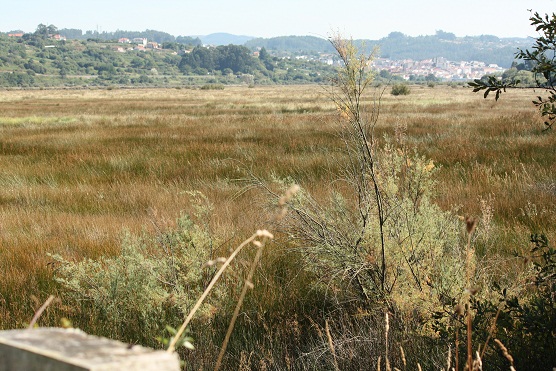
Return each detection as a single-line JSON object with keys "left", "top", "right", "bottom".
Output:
{"left": 0, "top": 328, "right": 180, "bottom": 371}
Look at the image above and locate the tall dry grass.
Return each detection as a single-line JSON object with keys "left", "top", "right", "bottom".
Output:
{"left": 0, "top": 85, "right": 554, "bottom": 368}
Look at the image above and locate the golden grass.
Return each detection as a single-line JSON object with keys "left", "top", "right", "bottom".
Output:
{"left": 0, "top": 85, "right": 554, "bottom": 330}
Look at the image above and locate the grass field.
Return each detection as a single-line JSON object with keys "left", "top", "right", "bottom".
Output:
{"left": 0, "top": 84, "right": 554, "bottom": 368}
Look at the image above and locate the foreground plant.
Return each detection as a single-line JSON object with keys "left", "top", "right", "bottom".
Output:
{"left": 50, "top": 193, "right": 223, "bottom": 347}
{"left": 165, "top": 185, "right": 298, "bottom": 368}
{"left": 253, "top": 35, "right": 465, "bottom": 337}
{"left": 50, "top": 185, "right": 303, "bottom": 369}
{"left": 432, "top": 232, "right": 556, "bottom": 370}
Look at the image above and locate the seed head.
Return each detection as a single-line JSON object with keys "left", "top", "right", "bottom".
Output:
{"left": 256, "top": 229, "right": 274, "bottom": 239}
{"left": 494, "top": 339, "right": 514, "bottom": 366}
{"left": 424, "top": 160, "right": 435, "bottom": 172}
{"left": 465, "top": 216, "right": 477, "bottom": 235}
{"left": 466, "top": 287, "right": 479, "bottom": 296}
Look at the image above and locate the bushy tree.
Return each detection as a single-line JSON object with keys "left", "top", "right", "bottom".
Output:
{"left": 258, "top": 47, "right": 274, "bottom": 71}
{"left": 24, "top": 59, "right": 46, "bottom": 74}
{"left": 179, "top": 45, "right": 260, "bottom": 75}
{"left": 391, "top": 83, "right": 411, "bottom": 95}
{"left": 216, "top": 45, "right": 256, "bottom": 74}
{"left": 255, "top": 36, "right": 464, "bottom": 321}
{"left": 179, "top": 46, "right": 216, "bottom": 72}
{"left": 34, "top": 23, "right": 58, "bottom": 38}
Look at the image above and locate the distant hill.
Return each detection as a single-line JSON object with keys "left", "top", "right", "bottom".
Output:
{"left": 57, "top": 28, "right": 202, "bottom": 46}
{"left": 245, "top": 32, "right": 533, "bottom": 68}
{"left": 7, "top": 23, "right": 534, "bottom": 67}
{"left": 0, "top": 32, "right": 335, "bottom": 88}
{"left": 245, "top": 36, "right": 333, "bottom": 54}
{"left": 0, "top": 24, "right": 537, "bottom": 89}
{"left": 199, "top": 33, "right": 254, "bottom": 46}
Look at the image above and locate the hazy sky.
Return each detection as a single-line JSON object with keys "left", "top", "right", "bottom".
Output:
{"left": 2, "top": 0, "right": 554, "bottom": 39}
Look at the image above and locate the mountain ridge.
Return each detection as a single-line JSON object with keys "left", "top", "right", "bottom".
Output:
{"left": 196, "top": 33, "right": 254, "bottom": 45}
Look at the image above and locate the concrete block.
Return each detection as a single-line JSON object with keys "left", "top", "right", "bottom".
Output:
{"left": 0, "top": 328, "right": 180, "bottom": 371}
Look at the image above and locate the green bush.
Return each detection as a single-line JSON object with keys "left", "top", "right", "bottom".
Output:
{"left": 391, "top": 83, "right": 411, "bottom": 96}
{"left": 50, "top": 194, "right": 222, "bottom": 347}
{"left": 478, "top": 234, "right": 554, "bottom": 370}
{"left": 200, "top": 83, "right": 225, "bottom": 90}
{"left": 274, "top": 144, "right": 464, "bottom": 319}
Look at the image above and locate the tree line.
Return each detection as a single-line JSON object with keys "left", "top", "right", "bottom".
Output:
{"left": 0, "top": 25, "right": 335, "bottom": 88}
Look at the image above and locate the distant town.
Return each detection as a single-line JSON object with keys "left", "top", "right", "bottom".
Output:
{"left": 298, "top": 53, "right": 504, "bottom": 81}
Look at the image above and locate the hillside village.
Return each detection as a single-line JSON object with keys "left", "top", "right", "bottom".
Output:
{"left": 2, "top": 30, "right": 517, "bottom": 86}
{"left": 108, "top": 35, "right": 506, "bottom": 81}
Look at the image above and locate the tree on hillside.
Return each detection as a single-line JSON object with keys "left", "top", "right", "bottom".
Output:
{"left": 258, "top": 47, "right": 274, "bottom": 71}
{"left": 179, "top": 45, "right": 261, "bottom": 75}
{"left": 58, "top": 28, "right": 83, "bottom": 39}
{"left": 217, "top": 45, "right": 256, "bottom": 74}
{"left": 35, "top": 24, "right": 58, "bottom": 38}
{"left": 176, "top": 35, "right": 202, "bottom": 46}
{"left": 470, "top": 11, "right": 556, "bottom": 131}
{"left": 179, "top": 46, "right": 216, "bottom": 73}
{"left": 387, "top": 31, "right": 405, "bottom": 39}
{"left": 435, "top": 30, "right": 456, "bottom": 40}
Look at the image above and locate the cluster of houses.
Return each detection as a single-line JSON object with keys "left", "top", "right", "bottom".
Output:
{"left": 299, "top": 53, "right": 504, "bottom": 81}
{"left": 371, "top": 57, "right": 504, "bottom": 81}
{"left": 116, "top": 37, "right": 160, "bottom": 52}
{"left": 7, "top": 32, "right": 66, "bottom": 41}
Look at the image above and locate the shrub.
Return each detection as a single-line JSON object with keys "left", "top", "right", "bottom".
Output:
{"left": 391, "top": 83, "right": 411, "bottom": 96}
{"left": 200, "top": 83, "right": 224, "bottom": 90}
{"left": 272, "top": 143, "right": 464, "bottom": 319}
{"left": 478, "top": 234, "right": 554, "bottom": 370}
{"left": 255, "top": 35, "right": 464, "bottom": 326}
{"left": 50, "top": 193, "right": 222, "bottom": 347}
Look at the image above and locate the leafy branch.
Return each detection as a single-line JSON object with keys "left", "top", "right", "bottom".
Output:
{"left": 470, "top": 11, "right": 556, "bottom": 131}
{"left": 468, "top": 75, "right": 518, "bottom": 101}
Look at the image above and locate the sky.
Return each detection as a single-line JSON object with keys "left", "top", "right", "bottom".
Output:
{"left": 1, "top": 0, "right": 554, "bottom": 40}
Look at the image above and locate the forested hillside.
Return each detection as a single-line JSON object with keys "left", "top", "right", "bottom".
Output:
{"left": 245, "top": 36, "right": 333, "bottom": 55}
{"left": 245, "top": 32, "right": 532, "bottom": 67}
{"left": 58, "top": 27, "right": 202, "bottom": 46}
{"left": 0, "top": 28, "right": 335, "bottom": 88}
